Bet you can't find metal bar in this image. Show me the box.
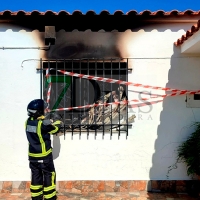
[41,58,131,139]
[25,57,173,68]
[126,58,129,140]
[47,61,50,104]
[95,59,97,140]
[0,44,51,50]
[63,124,132,128]
[71,59,74,140]
[55,60,58,137]
[64,59,66,139]
[40,58,42,99]
[79,59,82,140]
[110,58,113,140]
[87,59,89,140]
[56,59,58,110]
[118,59,121,140]
[102,59,105,140]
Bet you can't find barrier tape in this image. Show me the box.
[151,90,200,98]
[49,99,145,112]
[49,89,198,112]
[46,83,52,104]
[129,99,164,108]
[45,69,200,101]
[56,69,200,94]
[45,69,200,112]
[46,68,51,105]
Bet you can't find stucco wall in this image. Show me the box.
[0,22,200,181]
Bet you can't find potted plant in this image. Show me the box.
[167,122,200,196]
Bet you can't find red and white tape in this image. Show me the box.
[46,68,51,105]
[45,69,200,111]
[49,92,200,112]
[151,90,200,98]
[49,99,144,112]
[129,99,164,108]
[46,68,200,98]
[56,69,200,94]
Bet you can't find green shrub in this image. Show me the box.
[167,122,200,178]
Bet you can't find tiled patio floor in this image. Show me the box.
[0,192,199,200]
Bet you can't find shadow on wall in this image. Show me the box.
[149,44,200,190]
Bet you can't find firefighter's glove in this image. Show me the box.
[52,120,63,129]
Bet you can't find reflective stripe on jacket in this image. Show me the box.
[25,116,59,160]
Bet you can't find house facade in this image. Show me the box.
[1,10,200,193]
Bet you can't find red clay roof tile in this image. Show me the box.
[0,9,200,16]
[175,20,200,46]
[1,9,200,33]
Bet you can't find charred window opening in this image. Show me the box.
[42,59,130,139]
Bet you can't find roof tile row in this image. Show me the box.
[0,9,200,16]
[1,9,200,46]
[175,20,200,46]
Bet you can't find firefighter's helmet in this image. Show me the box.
[27,99,48,117]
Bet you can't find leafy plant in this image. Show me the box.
[167,122,200,178]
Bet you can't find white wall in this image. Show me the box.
[0,22,200,181]
[0,25,44,180]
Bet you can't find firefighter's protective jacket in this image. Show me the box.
[25,116,61,160]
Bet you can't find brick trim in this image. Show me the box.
[0,180,197,193]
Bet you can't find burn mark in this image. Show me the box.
[47,42,121,59]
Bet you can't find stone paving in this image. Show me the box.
[1,180,200,199]
[0,192,199,200]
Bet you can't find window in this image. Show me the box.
[42,59,129,139]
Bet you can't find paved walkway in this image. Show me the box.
[0,192,199,200]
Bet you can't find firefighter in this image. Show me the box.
[25,99,63,200]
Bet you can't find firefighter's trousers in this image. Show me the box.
[29,158,56,200]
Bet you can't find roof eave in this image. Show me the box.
[180,29,200,54]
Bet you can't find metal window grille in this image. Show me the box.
[41,58,131,139]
